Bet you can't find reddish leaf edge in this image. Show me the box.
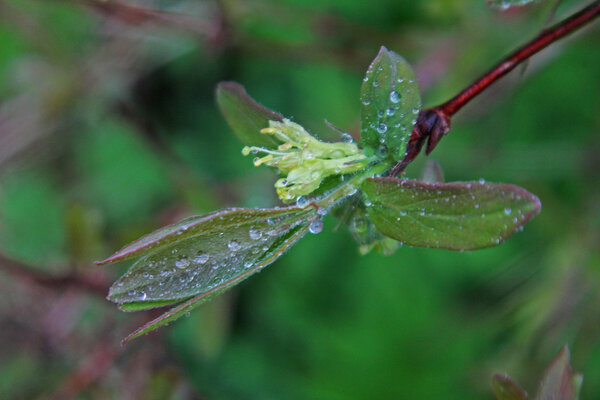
[95,207,302,265]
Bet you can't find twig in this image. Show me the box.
[0,253,110,298]
[390,0,600,176]
[45,340,117,400]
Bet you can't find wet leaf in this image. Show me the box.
[98,206,317,343]
[361,178,541,250]
[535,346,583,400]
[492,373,530,400]
[216,81,284,149]
[360,46,421,161]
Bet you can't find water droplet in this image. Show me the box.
[309,219,323,234]
[249,228,262,240]
[386,108,395,116]
[372,80,379,87]
[399,210,407,216]
[504,207,512,215]
[194,252,209,264]
[412,108,419,115]
[296,196,308,207]
[352,217,367,234]
[389,91,401,103]
[341,133,353,143]
[244,261,254,269]
[376,144,388,158]
[363,76,369,82]
[362,98,371,106]
[376,123,388,134]
[228,240,241,252]
[479,178,486,184]
[397,78,405,83]
[175,255,190,269]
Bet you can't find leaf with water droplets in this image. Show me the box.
[98,206,317,344]
[360,46,421,161]
[535,346,582,400]
[492,374,530,400]
[216,81,283,149]
[361,178,541,250]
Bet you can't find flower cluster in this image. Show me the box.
[242,119,369,202]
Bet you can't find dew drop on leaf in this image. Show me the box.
[376,124,388,134]
[389,91,401,103]
[296,196,308,207]
[309,219,323,234]
[228,240,241,251]
[249,227,262,240]
[194,253,209,264]
[341,133,354,143]
[175,255,190,269]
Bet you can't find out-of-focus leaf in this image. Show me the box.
[331,192,399,255]
[535,346,583,400]
[99,206,317,343]
[360,46,421,161]
[487,0,538,9]
[361,178,541,250]
[216,81,283,149]
[492,373,530,400]
[419,160,445,183]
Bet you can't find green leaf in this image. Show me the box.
[487,0,538,9]
[361,178,541,250]
[360,46,421,161]
[216,81,283,149]
[492,373,530,400]
[535,346,582,400]
[99,206,317,343]
[118,299,186,312]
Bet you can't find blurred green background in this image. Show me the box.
[0,0,599,399]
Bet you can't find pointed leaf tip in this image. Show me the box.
[106,206,317,343]
[216,81,283,149]
[361,178,541,250]
[536,345,582,400]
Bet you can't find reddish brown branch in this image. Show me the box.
[0,253,110,298]
[391,0,600,176]
[439,0,600,116]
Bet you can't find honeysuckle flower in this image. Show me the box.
[242,119,370,202]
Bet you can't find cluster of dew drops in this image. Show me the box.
[361,72,420,157]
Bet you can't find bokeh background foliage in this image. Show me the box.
[0,0,599,399]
